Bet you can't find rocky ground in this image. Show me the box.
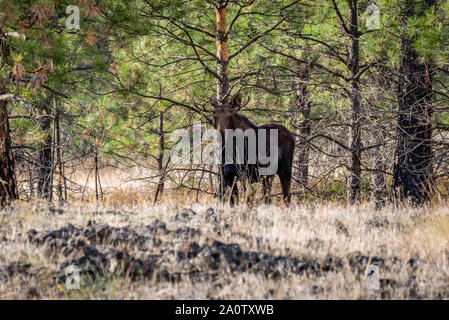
[0,202,449,299]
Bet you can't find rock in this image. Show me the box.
[104,210,122,215]
[204,208,219,223]
[306,237,324,251]
[173,227,201,238]
[322,257,343,272]
[380,278,396,288]
[407,258,425,269]
[335,219,350,237]
[49,208,64,215]
[62,223,76,232]
[189,272,216,282]
[145,219,168,234]
[175,208,196,221]
[366,217,390,228]
[0,263,32,281]
[311,285,324,295]
[25,287,40,299]
[347,252,385,272]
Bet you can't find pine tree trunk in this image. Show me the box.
[370,64,392,209]
[0,82,18,206]
[55,103,64,204]
[215,0,229,102]
[393,0,435,203]
[292,64,311,189]
[347,0,362,204]
[215,0,229,198]
[37,106,53,199]
[94,135,99,206]
[154,112,165,203]
[372,125,386,209]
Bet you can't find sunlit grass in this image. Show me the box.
[1,194,449,299]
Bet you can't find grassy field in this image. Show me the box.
[1,193,449,299]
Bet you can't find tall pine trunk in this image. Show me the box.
[347,0,362,204]
[292,64,311,189]
[214,0,230,198]
[393,0,435,204]
[154,112,165,203]
[215,0,229,102]
[372,124,386,209]
[0,82,17,206]
[55,102,64,204]
[37,106,53,199]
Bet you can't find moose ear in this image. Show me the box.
[230,92,242,108]
[210,94,218,107]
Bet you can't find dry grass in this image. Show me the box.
[1,192,449,299]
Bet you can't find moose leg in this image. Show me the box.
[224,176,238,206]
[241,176,248,202]
[223,165,238,206]
[262,176,274,204]
[218,165,227,200]
[279,166,292,204]
[230,179,238,206]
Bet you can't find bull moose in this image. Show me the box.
[209,92,295,205]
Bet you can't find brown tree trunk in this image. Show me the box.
[347,0,361,204]
[55,103,64,204]
[93,134,103,206]
[393,0,435,204]
[214,0,230,198]
[36,105,53,199]
[368,63,391,209]
[215,0,229,102]
[154,112,165,203]
[292,64,311,189]
[0,83,18,206]
[372,125,386,209]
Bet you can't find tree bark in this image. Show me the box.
[372,125,386,209]
[55,102,64,204]
[292,63,311,189]
[347,0,362,204]
[393,0,435,204]
[214,0,230,198]
[0,83,18,206]
[215,0,229,102]
[154,112,165,203]
[36,106,53,199]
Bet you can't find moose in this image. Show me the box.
[209,92,295,205]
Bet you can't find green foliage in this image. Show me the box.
[2,0,449,202]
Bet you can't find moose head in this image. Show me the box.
[209,92,242,133]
